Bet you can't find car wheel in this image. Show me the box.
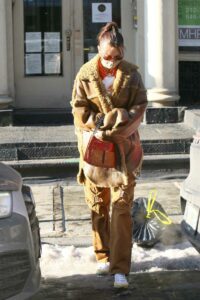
[22,185,41,261]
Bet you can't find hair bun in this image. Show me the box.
[97,21,124,48]
[105,22,118,33]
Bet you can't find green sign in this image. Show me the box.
[178,0,200,25]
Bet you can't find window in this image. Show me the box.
[24,0,62,76]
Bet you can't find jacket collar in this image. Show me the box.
[77,54,138,113]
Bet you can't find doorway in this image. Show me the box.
[13,0,74,110]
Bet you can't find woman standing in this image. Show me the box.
[71,22,147,288]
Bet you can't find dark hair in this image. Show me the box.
[97,22,124,48]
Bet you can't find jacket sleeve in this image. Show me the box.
[71,78,102,131]
[103,72,147,140]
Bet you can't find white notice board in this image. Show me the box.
[44,32,60,53]
[92,3,112,23]
[25,54,42,74]
[25,32,42,53]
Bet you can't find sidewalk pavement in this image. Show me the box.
[29,178,200,300]
[31,270,200,300]
[29,178,184,245]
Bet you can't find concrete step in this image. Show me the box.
[144,106,186,124]
[184,108,200,131]
[13,108,73,126]
[140,123,194,155]
[0,123,195,162]
[0,123,195,178]
[0,109,13,126]
[3,154,190,179]
[0,122,194,177]
[12,106,186,126]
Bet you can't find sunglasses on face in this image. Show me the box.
[102,55,123,61]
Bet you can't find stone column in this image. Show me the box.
[144,0,180,107]
[0,0,13,109]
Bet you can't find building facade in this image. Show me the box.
[0,0,199,123]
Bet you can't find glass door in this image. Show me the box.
[13,0,73,109]
[83,0,121,63]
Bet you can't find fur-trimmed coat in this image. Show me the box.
[71,54,147,187]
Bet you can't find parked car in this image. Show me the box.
[0,162,41,300]
[180,132,200,253]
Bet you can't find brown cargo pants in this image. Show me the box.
[84,177,135,275]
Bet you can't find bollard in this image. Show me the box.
[53,185,66,232]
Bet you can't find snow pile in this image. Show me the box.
[40,245,96,277]
[131,241,200,272]
[40,241,200,278]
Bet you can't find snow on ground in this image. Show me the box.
[40,241,200,278]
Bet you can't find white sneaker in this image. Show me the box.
[114,273,129,288]
[96,262,110,275]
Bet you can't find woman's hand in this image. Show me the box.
[94,130,104,141]
[100,108,129,131]
[95,129,125,144]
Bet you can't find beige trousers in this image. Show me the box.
[84,177,135,274]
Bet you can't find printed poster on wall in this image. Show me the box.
[92,3,112,23]
[178,0,200,46]
[25,32,42,53]
[25,54,42,74]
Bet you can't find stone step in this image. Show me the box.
[4,106,200,129]
[12,106,186,126]
[0,123,195,161]
[144,106,186,124]
[13,108,73,126]
[0,139,192,161]
[184,108,200,131]
[3,154,190,179]
[0,109,13,126]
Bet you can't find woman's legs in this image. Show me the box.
[84,177,135,272]
[84,179,111,262]
[91,209,110,262]
[110,182,135,274]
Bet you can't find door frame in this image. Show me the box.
[12,0,79,109]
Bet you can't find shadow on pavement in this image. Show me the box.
[30,270,200,300]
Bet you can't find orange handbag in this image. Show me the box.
[83,115,117,168]
[84,135,116,168]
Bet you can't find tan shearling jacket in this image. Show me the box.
[71,54,147,187]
